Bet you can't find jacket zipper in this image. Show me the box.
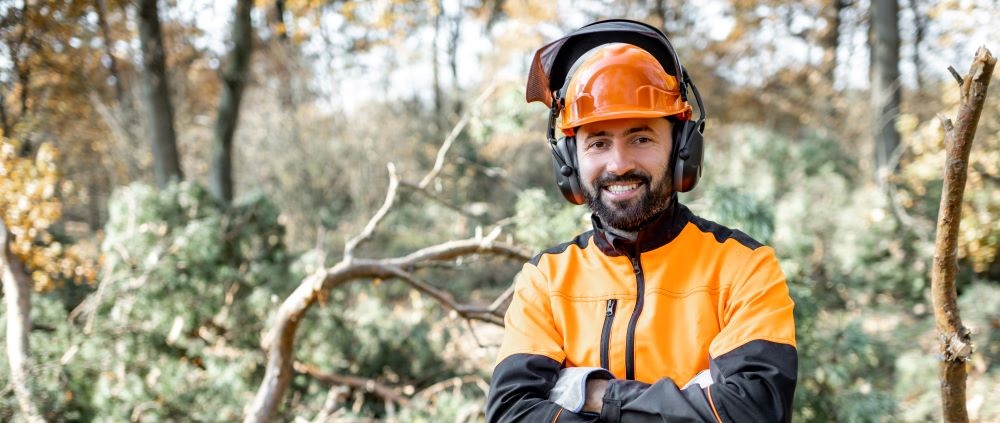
[625,254,645,380]
[600,298,617,370]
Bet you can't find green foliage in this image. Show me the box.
[512,188,590,251]
[0,181,495,420]
[0,182,291,420]
[698,184,775,245]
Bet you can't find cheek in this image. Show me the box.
[640,155,671,179]
[576,156,600,184]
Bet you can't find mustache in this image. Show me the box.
[595,171,651,188]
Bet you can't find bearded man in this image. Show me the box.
[486,20,797,423]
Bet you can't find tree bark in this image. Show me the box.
[210,0,253,206]
[1,222,47,422]
[931,47,995,423]
[819,0,844,86]
[137,0,183,188]
[271,0,288,41]
[0,89,10,136]
[95,0,126,106]
[870,0,902,177]
[432,0,445,135]
[908,0,926,90]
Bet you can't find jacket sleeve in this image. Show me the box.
[599,247,798,423]
[486,264,599,423]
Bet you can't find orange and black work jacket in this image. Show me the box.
[486,201,797,422]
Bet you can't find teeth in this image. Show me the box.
[606,183,639,194]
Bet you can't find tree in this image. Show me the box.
[870,0,902,178]
[209,0,254,205]
[1,222,45,422]
[2,139,95,421]
[137,0,183,188]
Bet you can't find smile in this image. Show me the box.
[602,181,643,199]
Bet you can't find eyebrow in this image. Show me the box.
[584,126,655,140]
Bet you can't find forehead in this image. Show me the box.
[577,117,671,137]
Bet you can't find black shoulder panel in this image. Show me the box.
[686,213,764,251]
[529,231,595,266]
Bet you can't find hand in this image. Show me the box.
[582,378,609,414]
[548,367,613,413]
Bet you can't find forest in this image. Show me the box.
[0,0,997,422]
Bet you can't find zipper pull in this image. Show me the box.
[606,299,617,316]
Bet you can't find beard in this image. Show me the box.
[583,167,673,232]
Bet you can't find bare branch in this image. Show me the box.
[245,236,527,422]
[344,163,399,259]
[931,46,995,423]
[412,375,486,403]
[418,83,499,190]
[294,361,411,406]
[380,238,531,268]
[487,283,516,317]
[399,180,483,219]
[383,267,505,326]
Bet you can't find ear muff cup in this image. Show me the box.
[672,120,705,192]
[551,136,586,205]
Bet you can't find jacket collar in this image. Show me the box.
[591,194,689,257]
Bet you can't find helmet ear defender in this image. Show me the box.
[542,20,708,205]
[548,99,586,204]
[670,79,706,193]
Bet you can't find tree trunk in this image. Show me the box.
[931,47,995,423]
[0,89,10,135]
[908,0,925,90]
[209,0,253,206]
[432,0,445,135]
[137,0,183,188]
[95,0,126,106]
[272,0,288,41]
[447,11,463,117]
[819,0,844,86]
[1,222,46,422]
[870,0,901,177]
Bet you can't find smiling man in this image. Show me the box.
[486,21,797,423]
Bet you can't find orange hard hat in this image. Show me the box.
[559,43,691,135]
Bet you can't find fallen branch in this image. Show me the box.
[930,46,995,423]
[244,84,526,422]
[244,237,529,422]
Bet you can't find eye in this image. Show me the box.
[587,140,608,150]
[633,136,653,144]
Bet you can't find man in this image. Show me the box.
[486,20,797,423]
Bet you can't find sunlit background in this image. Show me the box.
[0,0,998,421]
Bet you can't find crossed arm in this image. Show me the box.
[486,340,797,423]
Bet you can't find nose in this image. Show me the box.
[604,141,635,175]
